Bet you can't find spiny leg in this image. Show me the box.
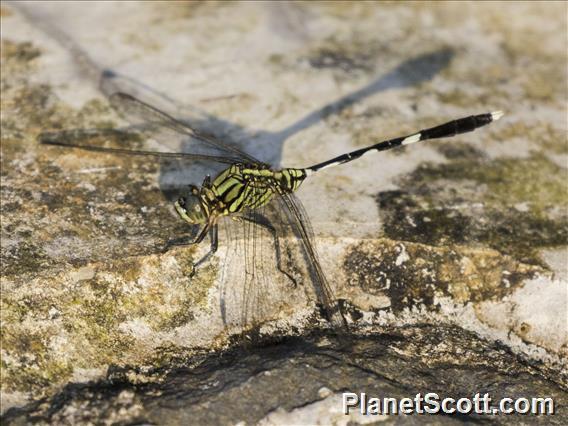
[161,221,209,253]
[161,224,218,277]
[234,213,298,287]
[190,224,218,277]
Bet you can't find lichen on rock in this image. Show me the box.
[1,1,566,422]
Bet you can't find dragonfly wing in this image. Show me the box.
[272,191,348,331]
[38,128,243,165]
[217,197,294,338]
[109,93,260,163]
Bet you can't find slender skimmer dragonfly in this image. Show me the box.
[40,92,503,331]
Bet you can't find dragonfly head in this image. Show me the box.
[175,194,207,224]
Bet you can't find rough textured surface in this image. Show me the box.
[1,1,566,423]
[3,326,567,425]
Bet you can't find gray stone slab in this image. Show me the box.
[1,1,566,421]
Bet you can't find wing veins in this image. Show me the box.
[39,132,242,165]
[277,191,347,329]
[110,92,259,163]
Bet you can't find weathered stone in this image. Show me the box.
[1,1,566,422]
[2,326,566,425]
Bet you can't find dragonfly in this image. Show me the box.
[40,92,503,332]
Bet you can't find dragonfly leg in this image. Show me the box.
[234,214,298,288]
[189,224,218,278]
[161,236,193,253]
[161,224,217,277]
[161,222,208,253]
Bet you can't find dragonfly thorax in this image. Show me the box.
[211,164,308,214]
[175,164,308,224]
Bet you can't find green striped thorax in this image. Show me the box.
[175,164,308,224]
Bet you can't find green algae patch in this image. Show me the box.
[0,247,216,397]
[376,146,567,266]
[344,239,541,313]
[1,342,74,399]
[0,304,75,398]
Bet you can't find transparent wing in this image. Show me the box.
[109,93,260,164]
[272,191,348,331]
[226,186,347,334]
[38,128,245,165]
[217,198,299,338]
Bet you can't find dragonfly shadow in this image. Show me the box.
[99,48,454,204]
[259,47,455,159]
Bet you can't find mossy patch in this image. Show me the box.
[376,145,567,266]
[1,247,215,396]
[0,240,52,277]
[344,239,540,313]
[1,323,74,398]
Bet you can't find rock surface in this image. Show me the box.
[1,1,566,423]
[3,326,567,425]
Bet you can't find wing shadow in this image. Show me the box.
[99,48,454,202]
